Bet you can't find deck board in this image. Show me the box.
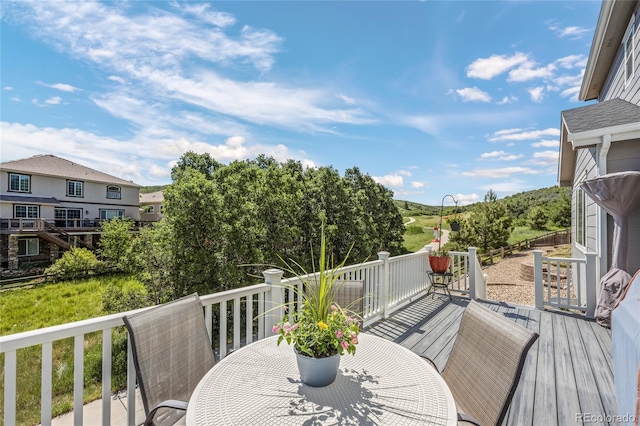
[366,294,617,426]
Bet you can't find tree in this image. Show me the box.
[448,189,513,253]
[550,193,571,228]
[98,217,134,269]
[528,206,549,230]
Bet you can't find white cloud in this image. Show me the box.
[528,150,559,166]
[173,3,236,27]
[3,86,13,91]
[528,87,544,103]
[456,87,491,102]
[531,139,559,148]
[554,25,591,39]
[498,95,518,104]
[479,181,530,195]
[454,193,479,205]
[508,64,556,82]
[372,174,404,188]
[337,94,356,105]
[45,96,62,105]
[479,151,523,161]
[108,76,125,84]
[466,52,529,80]
[37,81,80,92]
[488,127,559,142]
[411,181,425,188]
[398,170,412,177]
[555,55,587,69]
[0,121,315,185]
[461,167,540,178]
[560,86,580,100]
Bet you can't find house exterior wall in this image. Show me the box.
[606,139,640,274]
[600,3,640,103]
[0,172,140,220]
[572,148,599,260]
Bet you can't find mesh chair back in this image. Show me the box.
[123,294,215,425]
[306,279,364,317]
[442,301,538,426]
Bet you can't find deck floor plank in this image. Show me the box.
[366,295,617,426]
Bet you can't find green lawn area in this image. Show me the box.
[0,275,144,425]
[507,225,564,244]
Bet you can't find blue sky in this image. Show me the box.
[1,1,601,205]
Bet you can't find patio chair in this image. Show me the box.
[433,300,539,426]
[123,293,215,426]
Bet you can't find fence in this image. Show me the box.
[0,246,485,425]
[533,250,597,317]
[478,229,570,265]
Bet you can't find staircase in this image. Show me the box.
[40,222,95,250]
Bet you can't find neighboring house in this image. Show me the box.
[0,154,141,269]
[139,190,165,222]
[558,0,640,278]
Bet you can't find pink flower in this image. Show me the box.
[351,336,359,345]
[341,340,349,350]
[331,304,338,311]
[289,323,299,332]
[335,330,344,338]
[272,325,280,333]
[350,331,357,338]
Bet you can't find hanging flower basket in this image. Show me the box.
[450,220,461,232]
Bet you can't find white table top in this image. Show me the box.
[187,333,457,425]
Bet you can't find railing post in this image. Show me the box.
[534,250,544,310]
[378,251,390,318]
[585,252,598,318]
[468,247,477,300]
[263,269,284,337]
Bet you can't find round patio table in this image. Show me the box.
[186,333,457,425]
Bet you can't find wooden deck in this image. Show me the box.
[366,294,618,426]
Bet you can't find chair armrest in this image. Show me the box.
[457,411,481,425]
[143,399,188,426]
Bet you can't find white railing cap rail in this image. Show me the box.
[199,282,270,303]
[271,258,385,284]
[386,251,430,262]
[543,256,586,263]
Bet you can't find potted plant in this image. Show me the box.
[272,220,360,387]
[428,249,451,273]
[446,214,461,232]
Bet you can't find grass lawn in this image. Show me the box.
[508,225,564,244]
[0,275,144,425]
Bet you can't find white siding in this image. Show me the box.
[601,3,640,104]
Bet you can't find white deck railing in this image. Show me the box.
[533,250,598,317]
[1,247,482,425]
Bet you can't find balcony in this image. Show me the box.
[0,248,620,425]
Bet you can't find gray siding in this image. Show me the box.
[607,139,640,274]
[572,148,599,261]
[601,4,640,104]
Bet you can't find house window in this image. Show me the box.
[106,185,121,199]
[15,205,39,218]
[55,208,82,226]
[67,180,83,197]
[9,173,30,192]
[576,187,586,247]
[147,205,155,214]
[18,238,39,256]
[159,205,164,214]
[624,15,635,84]
[100,209,125,220]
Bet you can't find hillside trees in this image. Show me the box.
[137,152,405,295]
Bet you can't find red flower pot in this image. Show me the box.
[429,255,451,273]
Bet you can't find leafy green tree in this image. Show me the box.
[528,206,549,230]
[550,193,571,228]
[171,151,222,181]
[98,217,134,269]
[448,189,513,252]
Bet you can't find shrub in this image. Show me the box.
[404,225,425,235]
[45,247,104,281]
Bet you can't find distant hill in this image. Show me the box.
[396,185,570,219]
[140,185,169,194]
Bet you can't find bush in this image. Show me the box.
[404,225,425,235]
[45,247,105,281]
[528,207,549,231]
[101,283,150,314]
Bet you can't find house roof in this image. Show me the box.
[0,195,60,205]
[139,190,164,203]
[558,98,640,187]
[580,0,638,101]
[0,154,141,187]
[562,98,640,134]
